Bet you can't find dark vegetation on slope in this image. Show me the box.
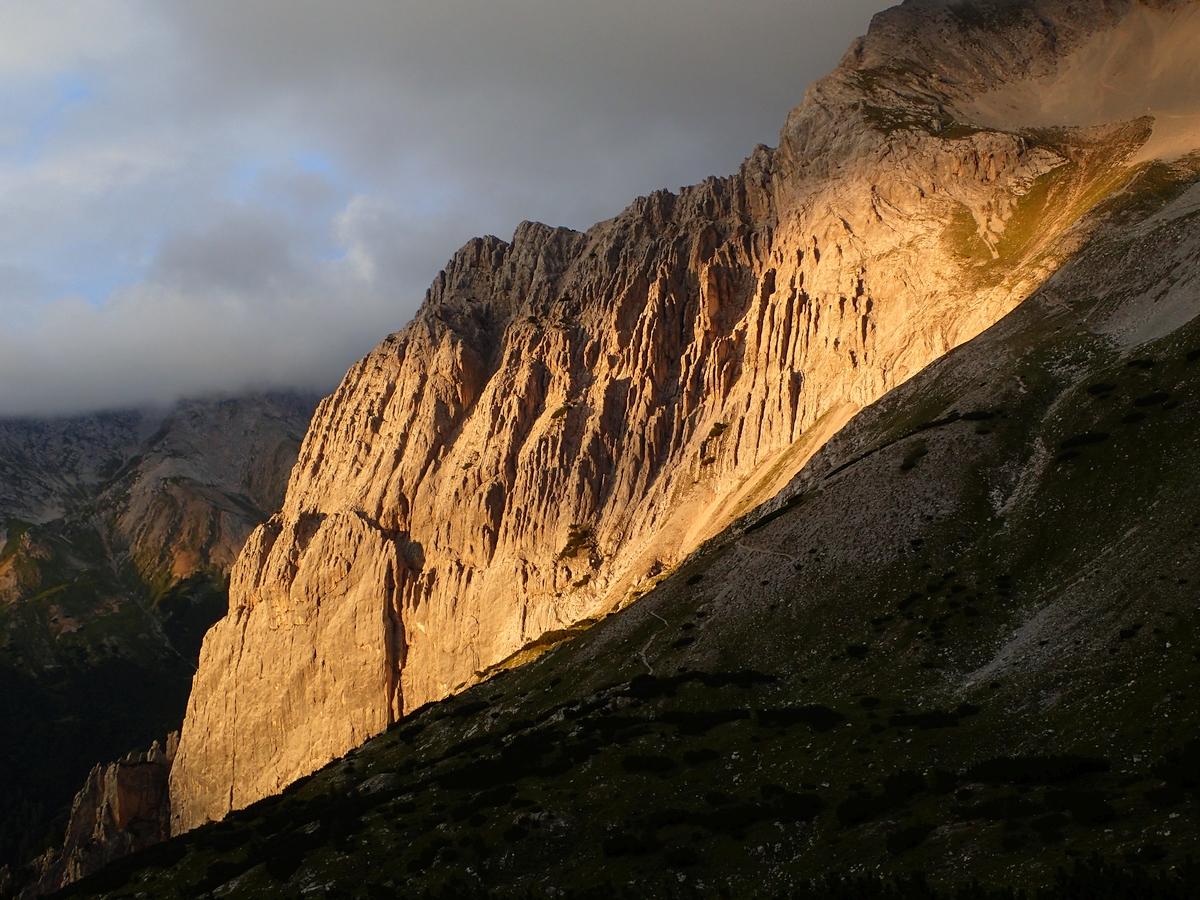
[39,155,1200,898]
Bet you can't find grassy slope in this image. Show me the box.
[49,169,1200,899]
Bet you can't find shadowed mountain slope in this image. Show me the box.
[0,394,317,880]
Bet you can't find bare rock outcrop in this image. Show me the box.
[18,737,176,899]
[0,393,318,596]
[170,0,1200,832]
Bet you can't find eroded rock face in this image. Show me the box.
[0,393,318,597]
[170,0,1198,833]
[19,738,176,899]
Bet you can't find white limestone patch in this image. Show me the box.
[1097,230,1200,348]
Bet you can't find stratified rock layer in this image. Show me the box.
[171,0,1200,833]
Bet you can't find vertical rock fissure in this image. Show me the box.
[383,558,406,724]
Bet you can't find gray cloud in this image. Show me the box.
[0,0,891,416]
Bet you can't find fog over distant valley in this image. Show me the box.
[0,0,889,416]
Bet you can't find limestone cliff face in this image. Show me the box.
[171,0,1197,833]
[19,738,175,899]
[0,413,153,527]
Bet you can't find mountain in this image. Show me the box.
[168,0,1200,838]
[0,394,317,880]
[46,101,1200,897]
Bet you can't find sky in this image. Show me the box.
[0,0,891,417]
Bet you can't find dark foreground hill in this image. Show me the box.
[44,145,1200,896]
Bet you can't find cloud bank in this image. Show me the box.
[0,0,889,416]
